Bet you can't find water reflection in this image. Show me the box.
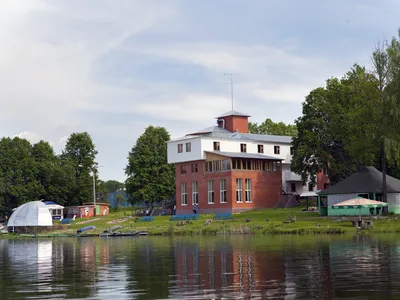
[1,235,400,299]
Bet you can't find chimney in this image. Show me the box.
[215,110,250,133]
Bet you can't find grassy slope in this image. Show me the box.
[4,206,400,237]
[51,207,350,235]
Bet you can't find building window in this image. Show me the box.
[208,180,214,204]
[274,146,280,154]
[181,183,187,205]
[180,165,187,174]
[236,178,243,203]
[245,179,252,203]
[191,163,198,173]
[240,144,247,153]
[291,183,296,192]
[205,159,231,172]
[257,144,264,153]
[213,141,220,151]
[185,142,191,152]
[308,183,314,192]
[220,179,227,203]
[192,181,198,205]
[178,144,183,153]
[290,147,294,155]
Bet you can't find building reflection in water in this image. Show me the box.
[173,239,288,299]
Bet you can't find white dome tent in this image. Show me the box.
[8,201,53,233]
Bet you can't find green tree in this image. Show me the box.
[371,31,400,202]
[125,126,175,205]
[61,132,98,206]
[248,118,297,136]
[291,65,380,185]
[0,137,41,215]
[114,193,127,209]
[103,180,124,193]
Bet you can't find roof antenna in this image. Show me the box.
[224,73,233,111]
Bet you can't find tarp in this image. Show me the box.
[332,198,388,209]
[8,201,53,227]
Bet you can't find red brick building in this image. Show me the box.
[167,110,330,214]
[168,111,284,214]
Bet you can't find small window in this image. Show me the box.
[290,147,294,155]
[220,179,227,203]
[274,146,280,154]
[192,181,198,205]
[180,165,187,174]
[185,142,191,152]
[240,144,247,153]
[308,183,314,192]
[257,144,264,153]
[181,183,187,205]
[291,183,296,192]
[191,164,198,173]
[236,178,243,203]
[245,179,252,203]
[208,180,214,204]
[213,141,220,151]
[177,144,183,153]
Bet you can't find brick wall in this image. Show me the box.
[175,160,282,214]
[222,116,249,133]
[317,170,330,190]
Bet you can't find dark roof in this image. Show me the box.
[205,151,282,160]
[216,110,250,118]
[318,166,400,195]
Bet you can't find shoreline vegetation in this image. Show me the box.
[3,207,400,238]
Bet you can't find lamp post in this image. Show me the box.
[78,164,102,217]
[92,168,96,216]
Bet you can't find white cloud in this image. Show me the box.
[0,0,398,181]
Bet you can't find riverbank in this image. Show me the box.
[3,207,400,237]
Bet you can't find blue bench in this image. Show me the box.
[169,214,199,221]
[213,213,232,220]
[137,216,154,222]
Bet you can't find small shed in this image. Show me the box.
[66,202,110,218]
[7,201,53,233]
[42,200,64,220]
[317,166,400,216]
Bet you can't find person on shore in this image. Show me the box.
[193,204,198,215]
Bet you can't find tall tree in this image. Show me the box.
[125,126,175,205]
[248,118,297,136]
[61,132,98,206]
[371,31,400,203]
[291,65,380,185]
[0,137,41,215]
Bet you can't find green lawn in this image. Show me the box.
[5,206,400,237]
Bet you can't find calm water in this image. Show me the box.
[1,235,400,299]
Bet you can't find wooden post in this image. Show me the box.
[318,195,321,214]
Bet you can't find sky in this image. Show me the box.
[0,0,399,182]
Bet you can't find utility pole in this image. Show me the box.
[224,73,234,110]
[92,169,96,216]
